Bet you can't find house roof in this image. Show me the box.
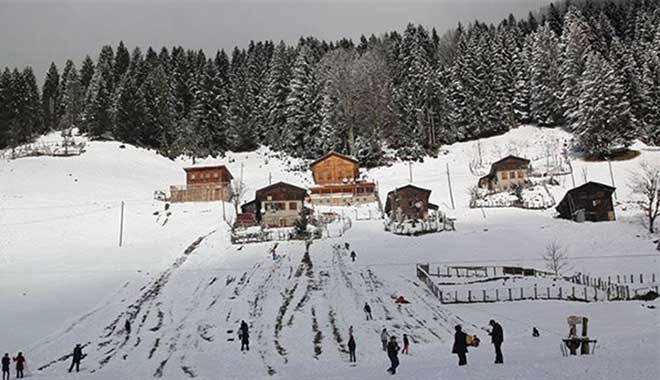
[310,151,359,168]
[386,184,432,197]
[491,155,531,167]
[183,165,234,179]
[255,181,308,196]
[564,181,616,196]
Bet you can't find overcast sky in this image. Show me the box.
[1,0,552,80]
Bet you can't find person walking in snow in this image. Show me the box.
[532,327,540,337]
[348,332,357,363]
[380,328,389,351]
[125,319,131,334]
[69,344,84,373]
[2,354,10,380]
[452,325,468,366]
[488,320,504,364]
[239,320,250,351]
[386,336,400,374]
[402,334,410,355]
[13,352,25,379]
[364,303,373,321]
[350,251,356,262]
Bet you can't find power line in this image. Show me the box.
[0,206,118,226]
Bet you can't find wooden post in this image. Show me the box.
[640,274,643,284]
[455,290,458,302]
[607,159,617,201]
[559,287,563,299]
[594,288,598,301]
[583,287,588,301]
[546,287,550,299]
[520,288,524,300]
[607,287,611,301]
[534,285,538,299]
[652,273,656,283]
[508,288,512,301]
[617,275,620,283]
[572,287,575,299]
[446,163,455,210]
[468,290,472,303]
[623,275,626,284]
[631,274,634,284]
[495,289,500,302]
[483,289,487,302]
[440,291,444,303]
[607,276,611,285]
[118,201,125,247]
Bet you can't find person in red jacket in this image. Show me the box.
[13,353,25,379]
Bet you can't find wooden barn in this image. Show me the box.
[309,151,377,205]
[385,185,438,222]
[556,182,616,222]
[169,165,233,202]
[478,155,530,192]
[245,182,308,228]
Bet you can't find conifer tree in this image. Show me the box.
[530,24,562,127]
[42,62,61,132]
[114,41,130,85]
[59,65,83,131]
[79,55,95,95]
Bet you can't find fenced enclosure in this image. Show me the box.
[415,264,656,304]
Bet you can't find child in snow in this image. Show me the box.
[402,334,410,354]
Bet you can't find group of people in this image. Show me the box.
[2,353,25,379]
[452,320,504,367]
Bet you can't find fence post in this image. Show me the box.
[439,291,444,304]
[559,287,563,299]
[454,290,458,302]
[640,273,643,284]
[630,274,634,284]
[483,290,487,302]
[508,288,512,301]
[607,276,611,285]
[495,289,500,302]
[594,287,598,302]
[534,285,538,300]
[572,287,575,299]
[654,286,659,294]
[607,287,611,301]
[617,275,620,283]
[520,288,524,300]
[547,287,551,299]
[653,273,656,283]
[583,287,588,301]
[468,290,472,303]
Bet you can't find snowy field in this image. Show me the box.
[1,126,659,379]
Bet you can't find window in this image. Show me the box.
[191,174,196,180]
[510,171,516,179]
[501,172,508,180]
[213,172,219,178]
[518,170,525,178]
[289,202,298,210]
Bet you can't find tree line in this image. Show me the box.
[1,0,659,166]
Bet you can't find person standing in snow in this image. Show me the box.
[69,344,84,373]
[350,251,357,262]
[239,320,250,351]
[488,320,504,364]
[402,334,410,355]
[347,332,357,363]
[532,327,540,337]
[13,352,25,379]
[125,319,131,334]
[1,354,10,380]
[364,303,373,321]
[386,336,400,374]
[452,325,468,366]
[380,328,389,351]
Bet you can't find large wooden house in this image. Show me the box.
[556,182,616,222]
[385,185,438,222]
[169,165,233,202]
[478,155,530,192]
[309,151,377,205]
[243,182,308,228]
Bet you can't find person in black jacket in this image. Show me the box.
[386,336,400,374]
[488,320,504,363]
[347,333,357,363]
[1,354,10,380]
[69,344,84,373]
[363,303,373,320]
[452,325,468,366]
[239,320,250,351]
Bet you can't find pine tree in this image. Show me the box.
[284,45,317,157]
[261,41,291,149]
[530,24,562,127]
[559,6,591,128]
[192,60,227,156]
[21,67,43,140]
[42,62,61,132]
[114,41,131,85]
[0,68,11,148]
[575,52,634,154]
[513,35,533,124]
[113,73,144,144]
[79,55,95,95]
[59,65,83,131]
[141,65,177,153]
[82,62,113,138]
[641,50,660,145]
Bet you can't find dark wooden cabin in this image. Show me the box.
[385,185,438,222]
[556,182,616,222]
[248,182,308,227]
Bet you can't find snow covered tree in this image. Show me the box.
[113,74,145,144]
[574,52,634,154]
[530,24,562,127]
[42,62,61,132]
[82,62,113,139]
[114,41,130,85]
[559,7,591,128]
[141,65,177,153]
[261,41,292,149]
[192,59,228,156]
[79,55,95,95]
[59,65,83,131]
[284,45,318,157]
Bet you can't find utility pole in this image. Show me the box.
[269,172,272,185]
[119,201,125,247]
[446,163,455,210]
[607,159,617,200]
[409,162,413,183]
[567,160,576,188]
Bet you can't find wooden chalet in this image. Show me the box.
[478,155,530,192]
[385,185,438,222]
[169,165,233,202]
[556,182,616,222]
[244,182,308,228]
[309,151,377,205]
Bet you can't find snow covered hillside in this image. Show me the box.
[1,126,659,379]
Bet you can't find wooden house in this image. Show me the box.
[169,165,233,202]
[478,155,530,192]
[309,151,377,205]
[246,182,308,228]
[556,182,616,222]
[385,185,438,222]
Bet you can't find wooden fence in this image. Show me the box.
[415,264,652,304]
